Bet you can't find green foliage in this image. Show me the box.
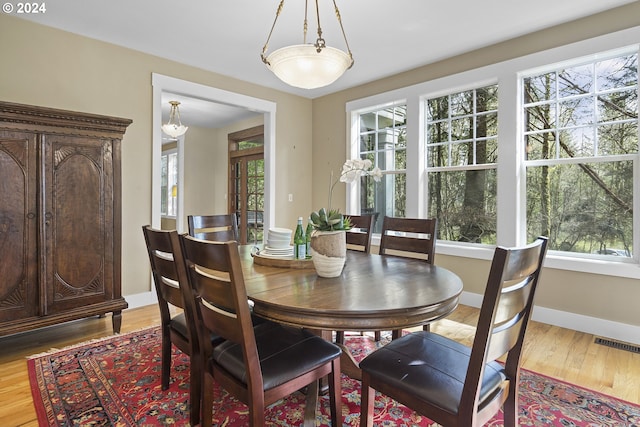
[309,208,352,231]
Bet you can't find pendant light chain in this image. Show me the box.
[313,0,325,52]
[303,0,309,45]
[261,0,285,65]
[333,0,353,67]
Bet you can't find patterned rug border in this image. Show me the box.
[26,326,157,360]
[516,362,640,409]
[27,325,640,427]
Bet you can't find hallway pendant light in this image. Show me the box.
[162,101,188,138]
[261,0,353,90]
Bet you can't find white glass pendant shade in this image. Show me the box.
[161,122,188,138]
[266,44,352,89]
[162,101,188,138]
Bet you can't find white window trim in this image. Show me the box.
[346,26,640,280]
[161,147,178,219]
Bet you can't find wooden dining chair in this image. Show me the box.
[178,235,343,427]
[141,225,221,426]
[336,214,376,344]
[345,214,376,253]
[378,216,437,263]
[360,236,548,427]
[378,216,438,338]
[187,213,238,241]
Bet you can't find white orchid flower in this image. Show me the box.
[327,159,384,211]
[370,167,383,182]
[340,168,361,183]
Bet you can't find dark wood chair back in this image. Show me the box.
[141,225,202,425]
[360,237,548,427]
[378,216,438,264]
[187,214,238,242]
[377,216,438,338]
[178,235,343,426]
[346,214,376,253]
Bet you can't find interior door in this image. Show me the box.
[228,126,264,245]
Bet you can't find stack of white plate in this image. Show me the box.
[263,228,293,257]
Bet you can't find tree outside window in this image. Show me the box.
[425,84,498,244]
[523,52,637,256]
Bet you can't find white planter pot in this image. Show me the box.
[310,230,346,278]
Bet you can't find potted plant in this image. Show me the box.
[309,159,382,277]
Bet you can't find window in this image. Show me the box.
[522,52,637,257]
[425,84,498,244]
[347,27,640,277]
[357,105,407,232]
[161,149,178,217]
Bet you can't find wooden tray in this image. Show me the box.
[252,252,315,269]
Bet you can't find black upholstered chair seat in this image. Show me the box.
[170,312,224,346]
[360,331,506,414]
[168,312,189,338]
[212,322,342,390]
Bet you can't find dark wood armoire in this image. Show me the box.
[0,101,131,337]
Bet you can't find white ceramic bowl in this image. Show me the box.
[269,227,292,236]
[268,241,290,247]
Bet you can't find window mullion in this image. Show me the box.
[498,72,523,247]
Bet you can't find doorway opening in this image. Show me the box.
[152,73,276,235]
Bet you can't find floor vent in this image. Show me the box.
[594,337,640,354]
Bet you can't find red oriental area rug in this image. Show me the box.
[28,326,640,426]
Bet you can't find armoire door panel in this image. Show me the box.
[43,135,114,314]
[0,133,38,322]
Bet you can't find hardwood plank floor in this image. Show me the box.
[0,304,638,426]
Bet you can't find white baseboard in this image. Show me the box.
[123,291,158,310]
[459,291,640,346]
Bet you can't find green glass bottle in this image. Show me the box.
[294,217,306,260]
[305,220,313,259]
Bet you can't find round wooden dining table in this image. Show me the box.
[238,245,464,379]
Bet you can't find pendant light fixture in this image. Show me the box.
[162,101,188,138]
[261,0,353,90]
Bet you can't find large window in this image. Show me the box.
[358,105,407,232]
[347,27,640,277]
[523,52,637,257]
[425,84,498,244]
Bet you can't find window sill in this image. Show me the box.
[437,241,640,280]
[372,236,640,280]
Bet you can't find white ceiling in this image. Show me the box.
[16,0,635,127]
[160,92,260,130]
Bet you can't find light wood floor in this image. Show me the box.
[1,304,638,426]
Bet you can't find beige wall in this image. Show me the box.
[182,116,266,226]
[183,126,219,220]
[312,2,640,328]
[0,14,313,296]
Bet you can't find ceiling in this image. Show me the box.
[16,0,636,128]
[160,92,260,131]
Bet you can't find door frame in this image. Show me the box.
[229,125,265,244]
[151,73,276,235]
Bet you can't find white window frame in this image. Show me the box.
[349,102,408,223]
[346,26,640,279]
[161,148,178,219]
